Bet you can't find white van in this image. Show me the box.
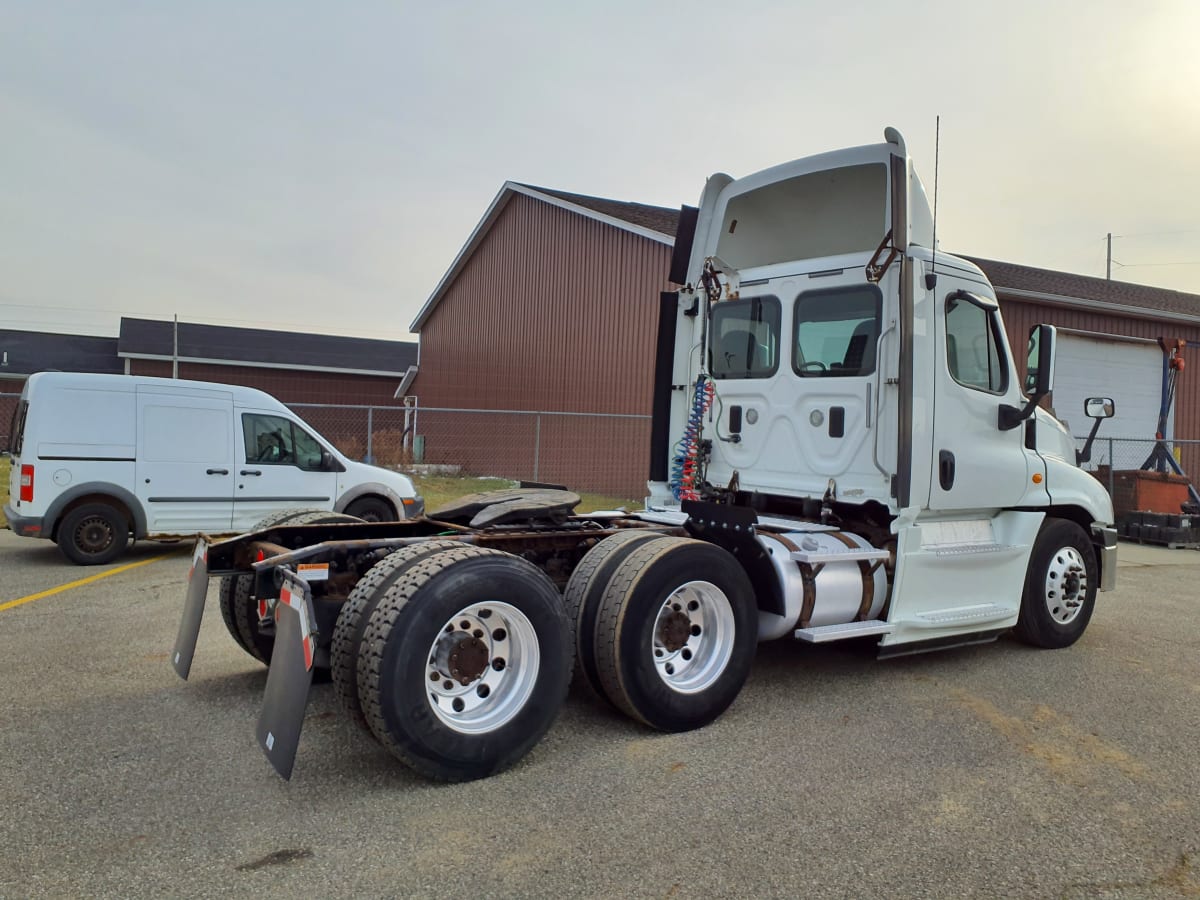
[4,372,424,564]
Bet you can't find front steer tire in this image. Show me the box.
[593,537,757,732]
[1013,518,1098,649]
[357,547,572,782]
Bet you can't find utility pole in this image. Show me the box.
[173,314,179,378]
[1106,232,1112,280]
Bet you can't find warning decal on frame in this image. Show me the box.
[296,563,330,582]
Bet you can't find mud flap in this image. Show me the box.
[255,571,317,780]
[171,538,210,680]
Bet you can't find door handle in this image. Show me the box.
[938,451,955,491]
[240,469,262,476]
[206,468,229,476]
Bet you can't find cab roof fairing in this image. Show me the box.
[681,129,935,288]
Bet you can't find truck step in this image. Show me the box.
[794,619,893,643]
[790,547,890,564]
[928,542,1017,558]
[909,603,1014,628]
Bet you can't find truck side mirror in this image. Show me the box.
[1077,397,1116,464]
[1001,324,1056,430]
[1024,324,1056,397]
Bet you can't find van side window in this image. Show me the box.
[9,400,28,455]
[945,293,1007,393]
[242,414,326,471]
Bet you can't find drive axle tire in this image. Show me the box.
[57,502,130,566]
[331,540,463,730]
[593,537,757,732]
[1014,518,1098,649]
[562,530,669,703]
[218,509,362,664]
[357,547,571,782]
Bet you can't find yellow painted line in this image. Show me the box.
[0,553,175,612]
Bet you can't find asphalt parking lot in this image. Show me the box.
[0,528,1198,899]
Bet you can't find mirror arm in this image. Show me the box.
[998,393,1044,431]
[1076,416,1104,465]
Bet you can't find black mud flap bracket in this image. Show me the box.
[255,570,318,781]
[171,537,211,680]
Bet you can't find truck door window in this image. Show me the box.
[945,294,1007,393]
[709,296,781,379]
[792,286,881,377]
[242,413,327,471]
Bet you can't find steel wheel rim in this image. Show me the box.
[425,600,539,735]
[1044,545,1088,624]
[75,516,114,555]
[651,580,735,694]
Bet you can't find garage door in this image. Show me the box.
[1051,332,1169,466]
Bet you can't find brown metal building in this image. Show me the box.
[408,183,1200,500]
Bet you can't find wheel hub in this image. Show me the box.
[1044,546,1088,624]
[658,610,692,652]
[78,517,112,552]
[438,635,489,685]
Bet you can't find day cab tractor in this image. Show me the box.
[172,128,1118,783]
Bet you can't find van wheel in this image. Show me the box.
[593,537,757,732]
[331,540,463,732]
[1014,519,1098,649]
[357,547,571,781]
[219,509,363,664]
[344,496,395,522]
[58,502,129,566]
[562,530,670,703]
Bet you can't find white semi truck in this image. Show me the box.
[173,128,1117,782]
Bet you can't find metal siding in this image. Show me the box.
[413,194,672,494]
[416,194,671,413]
[126,360,404,405]
[999,296,1200,483]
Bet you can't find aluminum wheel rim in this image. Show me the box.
[425,600,539,735]
[651,580,735,694]
[1044,545,1088,625]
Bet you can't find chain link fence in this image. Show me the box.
[290,403,652,499]
[1,392,19,449]
[1074,436,1200,516]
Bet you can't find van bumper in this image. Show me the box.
[4,504,46,538]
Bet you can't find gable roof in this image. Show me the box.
[0,329,122,380]
[118,317,417,377]
[410,179,1200,334]
[410,182,679,332]
[966,256,1200,323]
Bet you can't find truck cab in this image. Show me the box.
[649,127,1116,652]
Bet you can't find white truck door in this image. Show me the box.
[928,288,1033,510]
[135,395,235,533]
[232,411,338,529]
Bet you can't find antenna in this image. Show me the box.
[925,116,940,291]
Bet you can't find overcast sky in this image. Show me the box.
[2,1,1198,341]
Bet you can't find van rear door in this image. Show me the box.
[135,388,235,534]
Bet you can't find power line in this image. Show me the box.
[1110,228,1200,239]
[1111,260,1200,268]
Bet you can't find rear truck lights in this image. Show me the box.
[19,465,34,502]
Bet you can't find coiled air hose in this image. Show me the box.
[669,375,715,501]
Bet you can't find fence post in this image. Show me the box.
[1108,438,1114,499]
[533,413,541,481]
[366,407,374,463]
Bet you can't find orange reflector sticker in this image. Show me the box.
[1032,473,1043,484]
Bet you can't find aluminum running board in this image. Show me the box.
[926,543,1017,558]
[794,619,893,643]
[908,603,1014,628]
